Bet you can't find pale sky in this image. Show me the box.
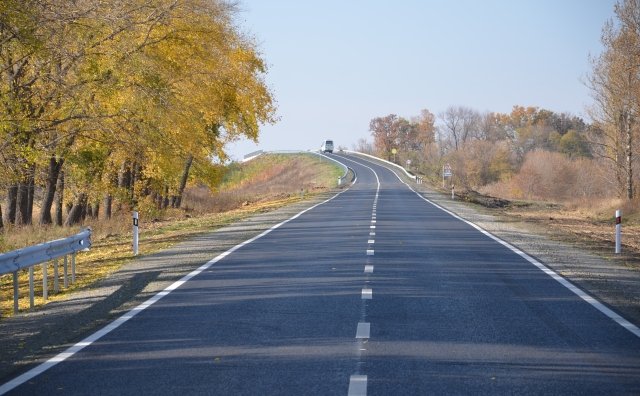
[228,0,616,160]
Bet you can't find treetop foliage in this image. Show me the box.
[0,0,276,226]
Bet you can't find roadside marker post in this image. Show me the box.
[133,211,139,256]
[616,209,622,254]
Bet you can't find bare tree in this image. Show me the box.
[587,0,640,199]
[439,106,481,150]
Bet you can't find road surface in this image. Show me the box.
[2,153,639,395]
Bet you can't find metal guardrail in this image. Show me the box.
[0,228,92,316]
[343,150,417,181]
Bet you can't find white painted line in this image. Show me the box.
[368,240,375,244]
[369,232,375,236]
[371,220,376,224]
[347,152,640,339]
[346,148,640,341]
[364,265,374,273]
[0,188,353,395]
[362,288,372,299]
[348,375,367,396]
[370,225,376,229]
[366,249,374,256]
[356,322,371,338]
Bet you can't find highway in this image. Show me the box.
[2,153,640,395]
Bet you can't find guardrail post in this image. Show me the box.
[13,271,19,314]
[71,252,76,283]
[615,209,622,254]
[133,211,139,256]
[42,262,48,300]
[63,255,68,288]
[53,258,59,293]
[29,267,34,308]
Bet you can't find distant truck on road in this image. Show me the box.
[321,140,334,153]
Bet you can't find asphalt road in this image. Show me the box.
[2,153,640,395]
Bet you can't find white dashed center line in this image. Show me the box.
[356,322,371,339]
[361,288,372,299]
[364,265,374,273]
[366,249,374,256]
[368,240,375,244]
[348,375,367,396]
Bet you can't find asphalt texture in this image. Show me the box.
[2,153,640,395]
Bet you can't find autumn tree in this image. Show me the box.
[0,0,276,227]
[369,114,399,161]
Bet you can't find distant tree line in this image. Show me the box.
[363,0,640,202]
[0,0,275,228]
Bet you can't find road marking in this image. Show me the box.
[348,375,367,396]
[366,249,374,256]
[356,322,370,338]
[362,288,372,299]
[370,225,376,229]
[371,220,376,223]
[368,240,375,244]
[364,265,374,273]
[369,232,375,236]
[348,152,640,340]
[0,187,354,395]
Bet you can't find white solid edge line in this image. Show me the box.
[0,186,354,395]
[412,186,640,339]
[347,152,640,339]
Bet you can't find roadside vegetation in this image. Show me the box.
[358,0,640,258]
[0,153,343,317]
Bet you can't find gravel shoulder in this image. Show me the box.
[411,177,640,329]
[0,192,337,383]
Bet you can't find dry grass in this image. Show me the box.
[183,153,342,213]
[492,196,640,269]
[0,154,343,317]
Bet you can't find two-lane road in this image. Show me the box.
[2,153,640,395]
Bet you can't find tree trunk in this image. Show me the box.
[175,155,193,208]
[6,186,17,224]
[64,193,87,226]
[625,115,634,200]
[55,171,65,226]
[90,202,99,219]
[15,182,29,225]
[162,185,169,209]
[26,166,35,222]
[104,194,112,220]
[39,156,64,225]
[0,204,3,230]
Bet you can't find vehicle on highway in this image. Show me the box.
[321,140,334,153]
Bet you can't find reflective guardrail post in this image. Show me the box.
[616,210,622,254]
[133,211,139,256]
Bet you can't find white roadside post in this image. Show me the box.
[133,211,139,256]
[615,209,622,254]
